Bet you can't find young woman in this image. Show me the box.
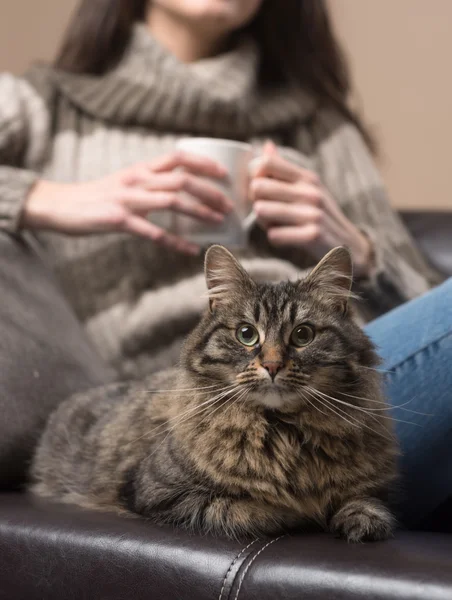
[0,0,450,527]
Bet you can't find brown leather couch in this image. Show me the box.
[1,493,452,600]
[0,212,451,600]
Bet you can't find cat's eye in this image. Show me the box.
[236,324,259,347]
[290,324,315,347]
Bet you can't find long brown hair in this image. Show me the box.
[55,0,375,151]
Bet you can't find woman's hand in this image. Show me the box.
[249,143,373,277]
[23,151,232,255]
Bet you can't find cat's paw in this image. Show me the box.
[330,498,394,543]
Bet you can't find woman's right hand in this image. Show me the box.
[22,151,232,255]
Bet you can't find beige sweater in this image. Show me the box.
[0,25,440,377]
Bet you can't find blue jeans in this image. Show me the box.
[365,278,452,528]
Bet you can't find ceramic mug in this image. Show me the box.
[172,137,257,247]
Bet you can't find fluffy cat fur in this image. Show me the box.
[31,245,398,542]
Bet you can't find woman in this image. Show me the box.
[0,0,450,527]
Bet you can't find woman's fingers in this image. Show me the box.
[177,173,233,213]
[136,172,233,213]
[251,154,320,185]
[250,177,322,205]
[254,200,322,228]
[121,188,225,223]
[123,215,200,255]
[148,150,227,179]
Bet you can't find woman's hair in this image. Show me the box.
[55,0,375,151]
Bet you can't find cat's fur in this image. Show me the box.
[31,246,398,542]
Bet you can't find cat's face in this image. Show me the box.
[182,246,378,412]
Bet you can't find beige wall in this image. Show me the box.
[0,0,77,73]
[1,0,451,209]
[330,0,452,210]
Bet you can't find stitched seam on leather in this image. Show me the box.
[218,540,258,600]
[233,536,285,600]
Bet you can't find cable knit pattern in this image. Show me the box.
[0,74,50,230]
[0,24,441,377]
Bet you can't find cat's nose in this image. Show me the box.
[262,361,283,381]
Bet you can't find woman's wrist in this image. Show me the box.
[21,180,70,231]
[353,231,375,279]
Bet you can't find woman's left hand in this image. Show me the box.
[249,142,373,278]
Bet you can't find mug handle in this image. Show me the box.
[242,210,257,232]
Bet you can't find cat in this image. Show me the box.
[31,245,398,542]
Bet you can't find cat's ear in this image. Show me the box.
[305,246,354,314]
[204,245,255,312]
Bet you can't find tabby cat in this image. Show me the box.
[31,245,398,542]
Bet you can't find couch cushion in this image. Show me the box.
[0,233,115,488]
[0,493,451,600]
[401,211,452,276]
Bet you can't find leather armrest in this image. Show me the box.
[1,493,451,600]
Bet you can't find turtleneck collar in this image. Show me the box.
[116,24,259,99]
[48,23,316,138]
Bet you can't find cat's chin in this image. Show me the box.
[248,386,299,410]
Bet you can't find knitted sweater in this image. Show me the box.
[0,25,440,377]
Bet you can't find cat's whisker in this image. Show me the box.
[222,387,251,417]
[236,377,259,386]
[309,387,422,427]
[334,390,432,416]
[302,388,362,432]
[342,393,431,418]
[145,383,228,394]
[125,384,240,446]
[297,389,343,425]
[140,386,244,464]
[319,393,396,442]
[143,386,249,465]
[138,388,252,493]
[194,386,251,433]
[143,385,241,438]
[285,375,309,383]
[303,387,395,442]
[359,365,395,374]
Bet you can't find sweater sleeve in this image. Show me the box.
[311,108,443,316]
[0,73,51,232]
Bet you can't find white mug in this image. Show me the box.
[173,137,257,247]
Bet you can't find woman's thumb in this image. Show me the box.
[248,140,278,178]
[263,140,278,155]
